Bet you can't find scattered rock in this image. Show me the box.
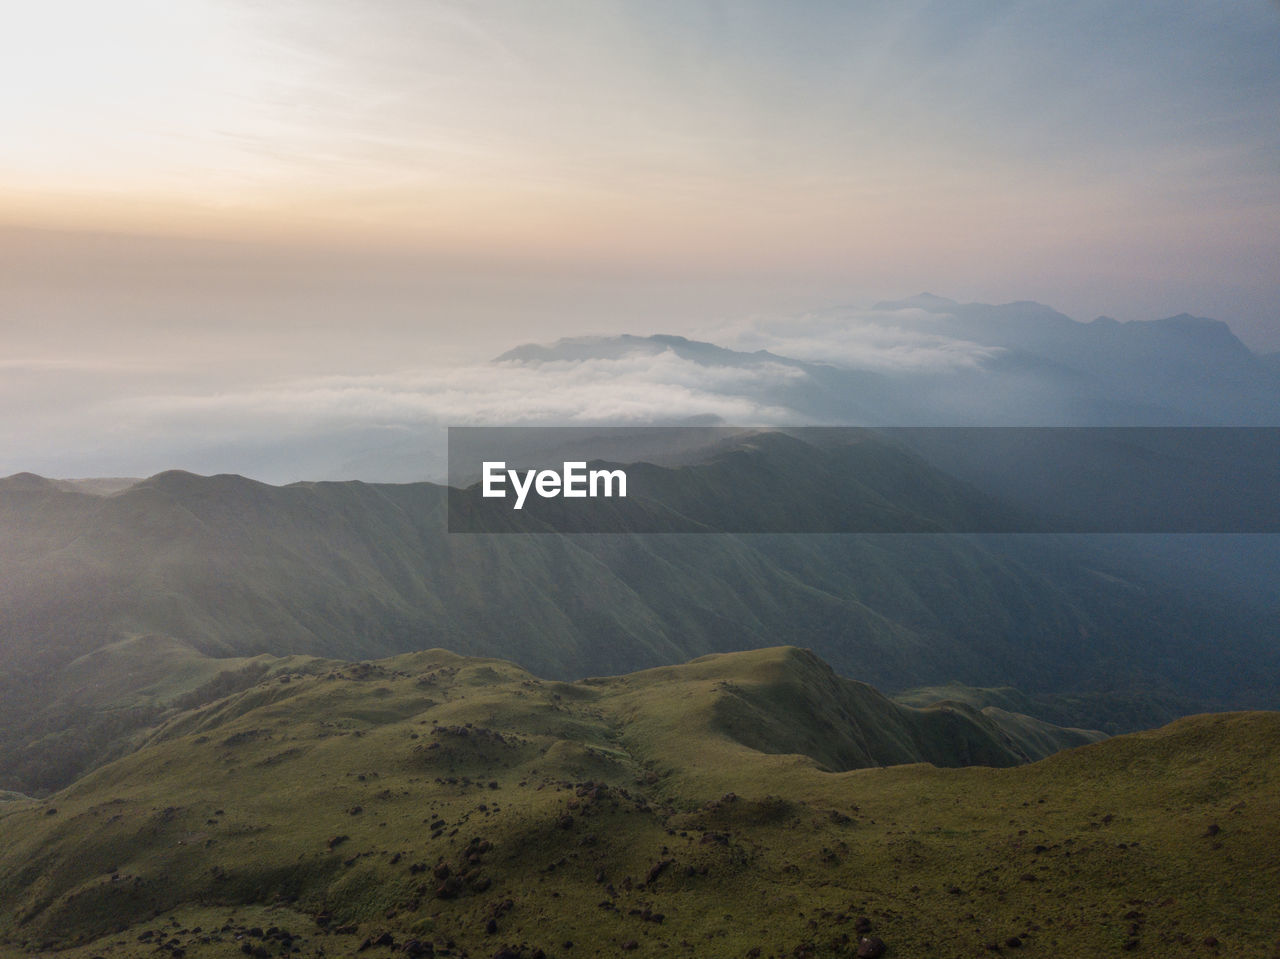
[644,859,673,885]
[856,936,886,958]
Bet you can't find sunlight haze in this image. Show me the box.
[2,0,1279,478]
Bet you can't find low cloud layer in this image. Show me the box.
[700,306,1003,372]
[0,338,823,483]
[124,352,804,426]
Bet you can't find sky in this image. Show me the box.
[2,1,1279,479]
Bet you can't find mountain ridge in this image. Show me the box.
[2,431,1275,793]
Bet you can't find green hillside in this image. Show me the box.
[1,646,1275,958]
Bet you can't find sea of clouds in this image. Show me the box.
[3,304,1004,483]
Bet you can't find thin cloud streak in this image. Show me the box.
[702,307,1003,372]
[102,352,805,433]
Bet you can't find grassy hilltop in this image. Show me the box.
[1,647,1276,958]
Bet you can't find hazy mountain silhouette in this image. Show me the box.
[503,297,1280,427]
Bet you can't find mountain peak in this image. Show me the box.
[133,470,273,498]
[1145,313,1250,355]
[495,333,800,370]
[873,292,961,312]
[141,469,204,489]
[0,472,55,493]
[1154,312,1228,330]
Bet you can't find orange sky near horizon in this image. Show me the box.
[2,0,1279,349]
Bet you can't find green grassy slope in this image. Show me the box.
[52,636,275,711]
[894,682,1202,737]
[0,633,307,796]
[1,647,1275,958]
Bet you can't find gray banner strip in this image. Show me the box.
[447,427,1280,533]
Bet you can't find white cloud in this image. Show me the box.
[103,348,802,436]
[699,306,1004,372]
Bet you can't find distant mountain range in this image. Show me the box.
[498,295,1280,428]
[2,429,1275,794]
[2,296,1277,796]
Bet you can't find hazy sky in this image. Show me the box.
[2,1,1279,478]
